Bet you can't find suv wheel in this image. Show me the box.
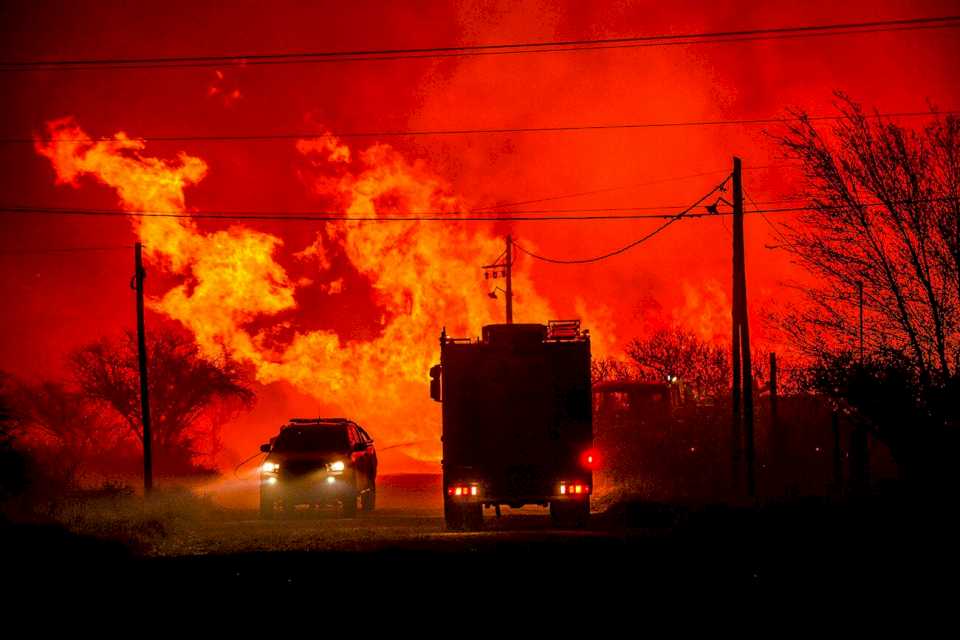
[550,499,590,528]
[259,495,274,520]
[444,502,483,530]
[463,503,483,531]
[361,485,376,512]
[342,493,358,518]
[444,499,464,530]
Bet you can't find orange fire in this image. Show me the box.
[673,279,731,344]
[35,117,557,463]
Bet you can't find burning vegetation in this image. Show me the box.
[33,117,558,466]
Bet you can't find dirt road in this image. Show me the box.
[5,474,946,597]
[150,474,617,556]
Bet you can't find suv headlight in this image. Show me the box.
[261,461,279,474]
[328,460,345,472]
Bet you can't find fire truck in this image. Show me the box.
[430,320,595,530]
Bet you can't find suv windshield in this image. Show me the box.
[273,426,349,453]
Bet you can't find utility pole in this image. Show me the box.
[505,235,513,325]
[132,242,153,495]
[731,158,743,497]
[831,410,842,495]
[731,301,742,494]
[769,352,778,417]
[483,235,514,324]
[732,156,755,498]
[769,352,780,490]
[857,280,864,364]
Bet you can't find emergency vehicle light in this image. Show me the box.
[580,448,600,470]
[558,481,590,496]
[448,484,480,497]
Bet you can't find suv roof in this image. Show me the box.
[283,417,352,428]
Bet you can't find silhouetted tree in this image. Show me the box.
[774,94,960,381]
[0,373,31,503]
[13,381,124,485]
[773,95,960,489]
[0,373,75,510]
[70,329,255,475]
[591,357,637,385]
[0,373,17,437]
[810,351,959,491]
[626,326,729,401]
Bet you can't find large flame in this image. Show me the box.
[673,279,730,344]
[35,117,555,463]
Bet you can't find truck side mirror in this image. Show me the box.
[259,443,270,453]
[429,364,442,402]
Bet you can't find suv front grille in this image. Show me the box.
[281,460,326,478]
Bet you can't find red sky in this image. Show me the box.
[1,0,958,472]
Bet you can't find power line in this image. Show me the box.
[484,193,925,214]
[0,196,812,218]
[4,196,957,257]
[472,171,730,212]
[512,176,732,264]
[512,193,960,262]
[478,164,792,211]
[2,197,956,223]
[15,111,957,145]
[744,187,788,244]
[0,245,132,256]
[472,169,734,211]
[50,23,960,71]
[2,15,957,70]
[8,23,946,73]
[0,204,729,222]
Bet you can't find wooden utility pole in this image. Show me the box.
[732,156,756,498]
[831,410,842,495]
[482,236,514,324]
[850,424,869,495]
[857,280,864,363]
[505,235,513,325]
[770,352,780,489]
[132,242,153,494]
[769,352,778,417]
[731,299,742,494]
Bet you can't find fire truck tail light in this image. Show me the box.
[448,484,481,498]
[558,481,590,496]
[580,448,599,470]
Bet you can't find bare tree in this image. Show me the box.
[591,357,637,385]
[70,329,255,474]
[773,94,960,381]
[0,373,17,438]
[625,326,730,401]
[0,373,32,500]
[13,381,126,483]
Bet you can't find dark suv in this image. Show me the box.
[259,418,377,519]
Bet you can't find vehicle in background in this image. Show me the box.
[430,320,594,530]
[258,418,377,519]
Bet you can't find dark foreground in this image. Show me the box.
[3,475,958,601]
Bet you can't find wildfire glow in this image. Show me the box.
[35,117,556,463]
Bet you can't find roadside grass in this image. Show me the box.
[50,482,233,553]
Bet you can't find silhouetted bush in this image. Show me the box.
[811,351,960,494]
